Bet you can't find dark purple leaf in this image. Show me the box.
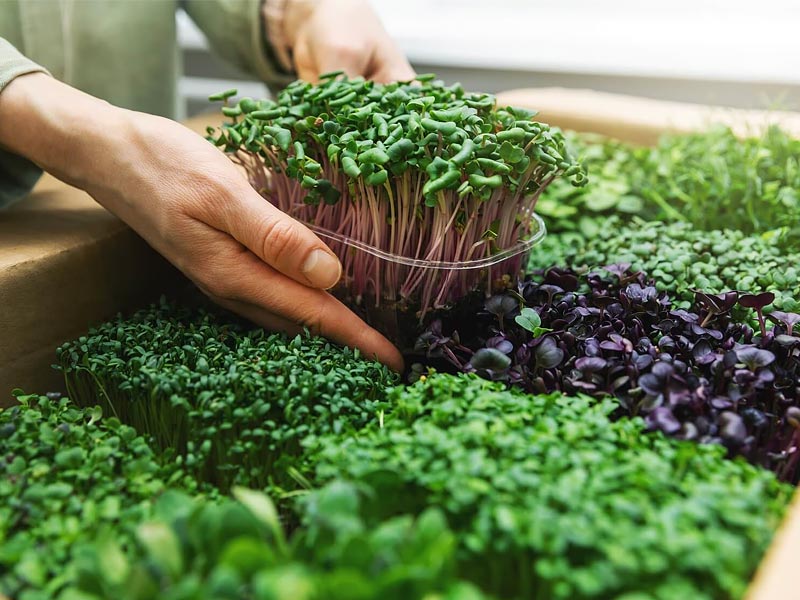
[535,337,564,369]
[738,292,776,311]
[633,353,654,370]
[658,336,676,353]
[486,336,514,355]
[484,295,517,319]
[719,411,747,446]
[775,334,800,347]
[639,373,663,396]
[722,350,738,369]
[692,339,714,362]
[669,309,698,323]
[539,284,565,300]
[575,307,601,318]
[575,356,608,372]
[514,345,531,365]
[469,348,511,372]
[645,407,681,435]
[768,311,800,334]
[786,407,800,429]
[544,268,579,291]
[741,407,769,430]
[710,397,734,410]
[653,319,676,333]
[625,283,657,303]
[599,334,633,353]
[603,263,632,280]
[594,296,618,309]
[755,369,775,385]
[694,290,739,314]
[690,324,724,340]
[569,379,597,392]
[736,346,776,370]
[651,361,675,378]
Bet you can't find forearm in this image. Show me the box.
[0,73,129,193]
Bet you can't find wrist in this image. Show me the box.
[0,72,130,192]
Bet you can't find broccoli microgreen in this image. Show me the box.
[208,75,586,316]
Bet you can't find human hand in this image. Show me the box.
[284,0,415,83]
[0,74,404,371]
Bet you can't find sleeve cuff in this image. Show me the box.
[249,0,295,90]
[0,39,51,208]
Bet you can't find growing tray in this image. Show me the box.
[1,88,798,598]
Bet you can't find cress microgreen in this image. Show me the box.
[56,299,397,493]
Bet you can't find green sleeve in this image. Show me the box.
[0,38,50,209]
[183,0,294,92]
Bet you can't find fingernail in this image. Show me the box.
[302,249,342,289]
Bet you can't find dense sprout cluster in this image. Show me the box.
[311,374,791,600]
[0,392,194,599]
[539,126,800,246]
[57,300,397,492]
[208,74,585,314]
[72,482,488,600]
[12,301,790,600]
[0,394,484,600]
[530,216,800,314]
[415,266,800,481]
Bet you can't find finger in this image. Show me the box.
[207,184,343,290]
[313,39,371,79]
[367,43,416,83]
[227,251,404,372]
[175,215,404,371]
[369,60,416,84]
[295,30,366,82]
[293,34,319,82]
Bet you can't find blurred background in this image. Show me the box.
[178,0,800,117]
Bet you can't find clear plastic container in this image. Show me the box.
[306,211,547,347]
[237,153,548,346]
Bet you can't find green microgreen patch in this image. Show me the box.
[540,127,800,247]
[530,215,800,318]
[311,374,792,600]
[56,299,397,493]
[69,482,489,600]
[0,392,197,598]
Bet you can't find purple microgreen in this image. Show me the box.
[767,310,800,335]
[485,295,518,330]
[739,292,776,337]
[645,406,681,435]
[735,346,776,370]
[413,265,800,482]
[694,290,739,327]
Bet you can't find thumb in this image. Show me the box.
[216,186,343,290]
